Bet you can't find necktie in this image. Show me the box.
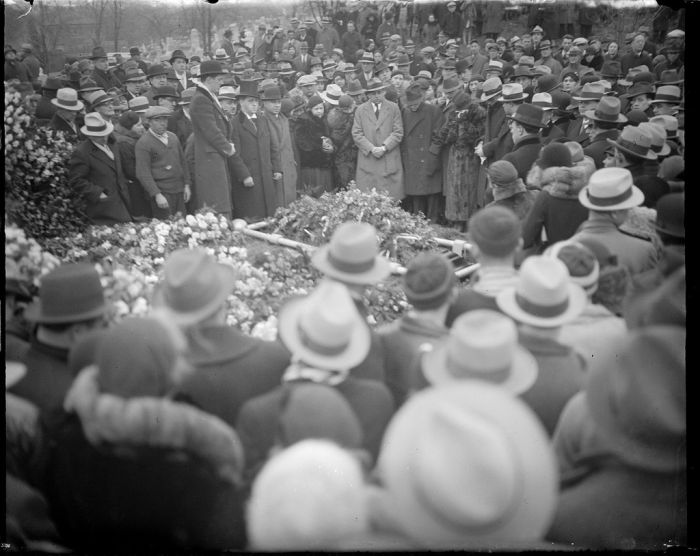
[374,103,380,118]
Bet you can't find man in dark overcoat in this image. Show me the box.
[400,83,443,222]
[583,96,627,169]
[502,103,545,181]
[230,80,283,221]
[68,112,132,224]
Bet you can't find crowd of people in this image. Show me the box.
[4,2,686,552]
[4,3,685,229]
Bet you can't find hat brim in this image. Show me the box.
[605,137,657,161]
[497,93,529,103]
[365,85,388,93]
[649,98,681,105]
[23,298,108,324]
[277,294,370,371]
[79,120,115,137]
[479,90,502,103]
[312,245,392,285]
[577,182,646,211]
[151,263,236,326]
[583,109,627,123]
[507,115,545,128]
[422,343,538,395]
[51,98,84,111]
[655,143,671,157]
[496,285,587,328]
[6,361,27,388]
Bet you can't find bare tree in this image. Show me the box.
[112,0,126,52]
[82,0,110,47]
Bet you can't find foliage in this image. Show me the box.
[4,90,90,240]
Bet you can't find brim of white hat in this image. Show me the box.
[496,284,587,328]
[605,137,658,161]
[319,92,339,105]
[311,244,392,285]
[150,263,236,326]
[6,361,27,388]
[50,98,84,111]
[479,90,502,102]
[422,342,538,395]
[655,142,671,157]
[277,294,370,372]
[497,93,529,103]
[577,183,646,211]
[80,120,115,137]
[376,383,557,549]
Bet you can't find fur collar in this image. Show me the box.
[527,164,589,198]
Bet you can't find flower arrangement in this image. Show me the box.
[5,222,62,292]
[4,90,89,240]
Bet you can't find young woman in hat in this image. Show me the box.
[294,94,335,198]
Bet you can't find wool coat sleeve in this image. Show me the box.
[68,145,107,204]
[134,135,161,198]
[189,93,233,157]
[352,105,378,156]
[521,191,549,249]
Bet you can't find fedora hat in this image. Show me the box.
[650,114,679,139]
[42,76,64,91]
[404,83,424,105]
[80,111,114,136]
[260,86,281,101]
[152,248,236,326]
[169,49,189,64]
[579,167,645,211]
[638,122,671,157]
[311,221,391,285]
[531,65,551,77]
[376,381,557,549]
[536,74,559,93]
[179,87,196,105]
[655,70,683,86]
[654,193,684,238]
[600,60,622,78]
[606,125,657,161]
[320,83,342,105]
[146,64,168,78]
[584,96,627,124]
[496,256,586,328]
[24,263,108,324]
[649,85,681,105]
[512,65,533,78]
[51,88,84,111]
[359,52,375,65]
[623,82,654,100]
[217,85,239,100]
[479,77,503,102]
[78,78,101,93]
[278,280,370,372]
[498,82,528,103]
[124,68,146,82]
[322,60,337,72]
[485,60,503,74]
[346,80,365,96]
[341,62,356,73]
[441,77,462,94]
[373,61,390,75]
[199,60,227,77]
[89,46,108,60]
[152,85,180,100]
[586,326,685,472]
[423,310,538,394]
[214,48,230,61]
[531,92,554,110]
[364,78,388,93]
[570,81,606,101]
[507,103,545,128]
[128,96,150,113]
[237,79,260,98]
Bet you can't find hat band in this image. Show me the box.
[58,97,78,106]
[501,92,525,101]
[616,138,651,157]
[85,123,108,132]
[326,92,341,101]
[650,144,665,153]
[484,87,502,97]
[515,292,569,318]
[298,323,349,357]
[654,94,679,103]
[586,184,633,206]
[532,102,553,108]
[593,108,620,121]
[327,251,376,275]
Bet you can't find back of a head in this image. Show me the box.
[403,252,456,311]
[538,142,572,170]
[468,206,522,258]
[247,439,368,550]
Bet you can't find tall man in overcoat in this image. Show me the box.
[351,78,404,200]
[230,80,283,221]
[189,61,243,219]
[400,83,443,222]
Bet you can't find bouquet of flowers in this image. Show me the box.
[5,222,62,292]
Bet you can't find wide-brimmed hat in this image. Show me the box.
[441,77,462,94]
[152,85,180,100]
[623,82,654,100]
[79,111,114,136]
[260,86,281,101]
[584,95,627,124]
[586,326,685,472]
[89,46,108,60]
[151,248,236,326]
[311,221,391,285]
[507,103,545,128]
[606,125,657,161]
[364,78,387,93]
[124,68,147,82]
[218,85,239,100]
[600,60,622,78]
[498,82,528,103]
[199,60,227,77]
[320,83,342,105]
[638,122,671,157]
[423,310,538,394]
[654,193,684,238]
[345,80,365,96]
[530,92,554,111]
[128,96,150,113]
[535,74,559,94]
[649,85,681,105]
[322,61,338,73]
[214,48,230,62]
[146,64,168,78]
[650,114,679,139]
[570,81,606,101]
[376,381,557,549]
[485,60,503,74]
[24,263,108,324]
[51,88,84,111]
[341,62,356,73]
[496,256,586,328]
[512,65,533,78]
[169,49,189,64]
[238,79,260,98]
[278,280,370,372]
[84,89,112,109]
[578,166,645,211]
[655,70,683,86]
[480,77,503,102]
[373,61,390,75]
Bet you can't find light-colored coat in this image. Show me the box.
[265,112,297,207]
[352,98,404,199]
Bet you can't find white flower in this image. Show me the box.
[186,214,197,226]
[132,297,149,315]
[114,300,130,316]
[182,226,193,235]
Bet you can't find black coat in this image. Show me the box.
[628,160,670,209]
[295,112,333,168]
[502,134,543,181]
[584,129,619,169]
[38,411,247,551]
[48,113,81,142]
